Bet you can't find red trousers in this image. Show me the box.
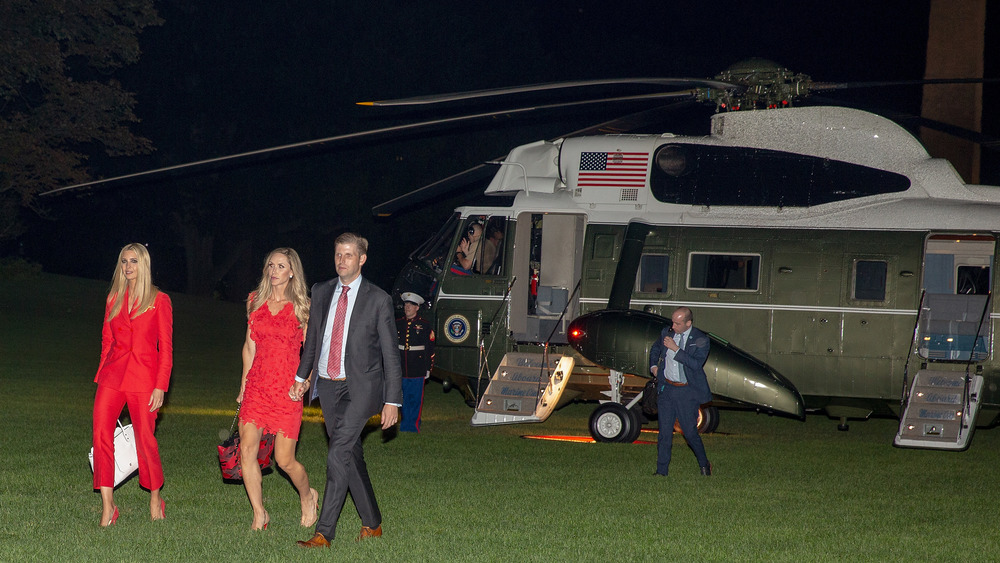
[92,385,164,490]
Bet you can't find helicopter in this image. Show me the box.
[373,59,999,450]
[43,59,999,450]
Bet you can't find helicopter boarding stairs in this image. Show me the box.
[894,293,990,451]
[471,352,575,426]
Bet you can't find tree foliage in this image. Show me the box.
[0,0,161,240]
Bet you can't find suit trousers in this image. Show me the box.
[315,378,381,539]
[655,382,709,474]
[92,385,163,490]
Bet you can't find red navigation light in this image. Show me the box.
[569,328,583,340]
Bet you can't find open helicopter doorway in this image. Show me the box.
[509,213,585,344]
[918,233,994,361]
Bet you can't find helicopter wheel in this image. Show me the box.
[672,405,720,435]
[589,403,637,443]
[697,405,720,434]
[623,408,643,443]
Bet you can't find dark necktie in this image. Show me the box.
[326,285,349,378]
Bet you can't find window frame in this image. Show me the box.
[686,251,762,292]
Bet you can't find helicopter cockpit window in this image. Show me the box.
[688,253,760,291]
[852,260,888,301]
[451,215,507,276]
[414,212,461,274]
[636,254,670,293]
[650,143,910,207]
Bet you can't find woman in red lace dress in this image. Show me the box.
[237,248,317,530]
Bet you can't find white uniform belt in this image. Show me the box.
[399,345,426,350]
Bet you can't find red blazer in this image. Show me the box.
[95,291,173,393]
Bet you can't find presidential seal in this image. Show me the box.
[444,314,470,344]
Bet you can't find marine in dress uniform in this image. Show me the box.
[396,292,434,433]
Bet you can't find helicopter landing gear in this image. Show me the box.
[671,404,721,435]
[589,403,642,443]
[698,405,721,434]
[837,416,850,431]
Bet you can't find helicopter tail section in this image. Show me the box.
[470,352,575,426]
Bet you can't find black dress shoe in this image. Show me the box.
[700,463,712,476]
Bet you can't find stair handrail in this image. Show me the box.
[474,276,517,405]
[958,291,992,441]
[900,289,927,412]
[538,278,583,395]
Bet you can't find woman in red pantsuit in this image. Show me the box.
[93,243,172,526]
[237,248,317,531]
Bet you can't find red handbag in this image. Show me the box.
[217,404,275,481]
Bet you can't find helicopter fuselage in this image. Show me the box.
[392,106,1000,435]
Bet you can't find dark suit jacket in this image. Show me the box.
[297,276,403,414]
[649,325,712,404]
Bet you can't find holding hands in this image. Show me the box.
[289,379,310,402]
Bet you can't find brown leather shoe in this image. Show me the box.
[297,532,331,548]
[357,525,382,541]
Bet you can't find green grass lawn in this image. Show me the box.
[2,273,999,561]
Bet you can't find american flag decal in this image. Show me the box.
[578,151,649,188]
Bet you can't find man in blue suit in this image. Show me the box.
[649,306,713,476]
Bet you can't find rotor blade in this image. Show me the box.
[903,115,1000,151]
[358,78,735,106]
[812,77,1000,93]
[810,95,1000,152]
[41,91,698,197]
[371,100,701,216]
[560,99,701,136]
[372,163,496,217]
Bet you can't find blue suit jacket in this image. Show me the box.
[649,325,712,404]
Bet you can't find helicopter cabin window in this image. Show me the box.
[852,260,888,301]
[688,253,759,291]
[451,215,507,276]
[636,254,670,293]
[649,143,910,207]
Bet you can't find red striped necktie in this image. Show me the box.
[326,285,349,378]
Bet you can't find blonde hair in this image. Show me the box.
[247,248,310,328]
[106,243,158,321]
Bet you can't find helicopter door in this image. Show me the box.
[510,213,585,344]
[919,234,994,361]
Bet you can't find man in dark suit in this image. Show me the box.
[649,306,713,477]
[290,232,403,548]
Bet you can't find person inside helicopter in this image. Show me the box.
[453,222,483,274]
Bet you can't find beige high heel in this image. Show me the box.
[301,488,319,527]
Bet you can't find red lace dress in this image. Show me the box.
[239,301,305,440]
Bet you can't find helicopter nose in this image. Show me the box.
[567,309,671,375]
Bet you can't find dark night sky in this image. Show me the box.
[22,0,997,295]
